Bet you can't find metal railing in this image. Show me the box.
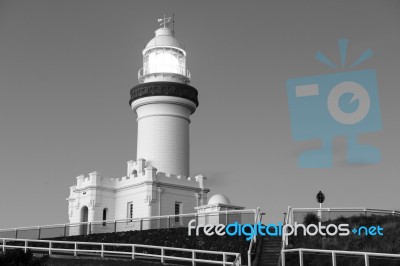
[0,237,241,265]
[0,209,257,240]
[278,206,292,265]
[287,207,400,225]
[280,207,400,265]
[281,248,400,266]
[281,206,400,249]
[247,207,262,266]
[138,67,191,82]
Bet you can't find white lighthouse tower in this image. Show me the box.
[67,17,209,233]
[130,16,198,177]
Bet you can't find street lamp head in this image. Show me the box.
[316,191,325,204]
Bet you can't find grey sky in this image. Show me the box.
[0,0,399,228]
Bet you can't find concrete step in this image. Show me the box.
[256,237,282,266]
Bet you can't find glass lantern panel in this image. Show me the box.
[144,48,185,75]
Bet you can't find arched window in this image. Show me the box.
[132,170,138,177]
[102,208,108,226]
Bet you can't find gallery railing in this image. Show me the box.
[0,209,257,240]
[138,67,191,82]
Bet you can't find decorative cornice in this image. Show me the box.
[130,82,199,107]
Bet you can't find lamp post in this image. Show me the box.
[316,191,325,220]
[316,191,325,209]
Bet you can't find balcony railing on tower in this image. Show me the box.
[138,67,191,83]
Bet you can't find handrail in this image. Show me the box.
[0,208,257,233]
[247,207,262,266]
[0,237,241,265]
[281,248,400,266]
[286,207,400,227]
[280,206,400,265]
[279,205,292,265]
[232,253,242,266]
[283,248,400,257]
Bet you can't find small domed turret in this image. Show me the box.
[208,194,231,205]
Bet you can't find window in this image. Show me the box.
[144,48,185,76]
[102,208,108,226]
[175,202,182,223]
[127,202,133,222]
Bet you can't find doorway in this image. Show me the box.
[80,206,89,235]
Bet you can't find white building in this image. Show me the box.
[66,18,242,234]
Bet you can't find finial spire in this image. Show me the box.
[157,14,173,29]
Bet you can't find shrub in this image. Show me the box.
[0,249,43,265]
[303,212,320,226]
[287,214,400,266]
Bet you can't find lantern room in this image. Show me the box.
[138,27,190,84]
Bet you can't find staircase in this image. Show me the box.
[257,236,281,266]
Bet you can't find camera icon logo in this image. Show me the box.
[286,39,382,168]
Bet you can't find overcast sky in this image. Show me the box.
[0,0,399,228]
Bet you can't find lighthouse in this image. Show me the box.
[67,17,209,231]
[129,16,198,177]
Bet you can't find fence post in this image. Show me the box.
[49,242,52,255]
[167,216,170,229]
[192,250,196,266]
[195,214,198,227]
[132,245,135,260]
[332,251,336,266]
[299,250,304,266]
[114,220,117,233]
[24,240,27,253]
[254,209,259,244]
[140,219,143,231]
[88,223,91,235]
[161,248,164,263]
[64,224,67,237]
[37,227,41,239]
[281,250,285,266]
[101,244,104,258]
[15,229,18,239]
[2,239,5,253]
[223,253,227,266]
[365,254,369,266]
[74,243,77,256]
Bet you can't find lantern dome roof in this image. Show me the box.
[144,28,184,52]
